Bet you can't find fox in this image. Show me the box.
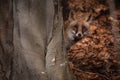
[64,12,92,52]
[64,20,89,51]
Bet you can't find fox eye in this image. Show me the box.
[82,25,88,33]
[71,28,77,34]
[73,25,78,32]
[72,30,76,34]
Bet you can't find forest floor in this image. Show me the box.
[63,0,120,80]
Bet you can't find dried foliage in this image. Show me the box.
[63,0,120,80]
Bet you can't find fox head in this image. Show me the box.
[67,21,89,41]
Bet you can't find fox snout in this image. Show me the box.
[76,32,83,38]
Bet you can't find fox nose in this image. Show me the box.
[76,33,83,38]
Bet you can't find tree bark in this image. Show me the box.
[0,0,14,80]
[46,0,74,80]
[0,0,74,80]
[12,0,48,80]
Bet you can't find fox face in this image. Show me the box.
[67,21,88,41]
[65,20,89,50]
[67,21,80,41]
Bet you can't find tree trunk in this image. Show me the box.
[46,0,74,80]
[0,0,74,80]
[0,0,14,80]
[12,0,48,80]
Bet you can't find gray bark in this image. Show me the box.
[0,0,74,80]
[13,0,48,80]
[46,0,70,79]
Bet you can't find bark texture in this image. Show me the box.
[12,0,48,80]
[0,0,74,80]
[0,0,14,80]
